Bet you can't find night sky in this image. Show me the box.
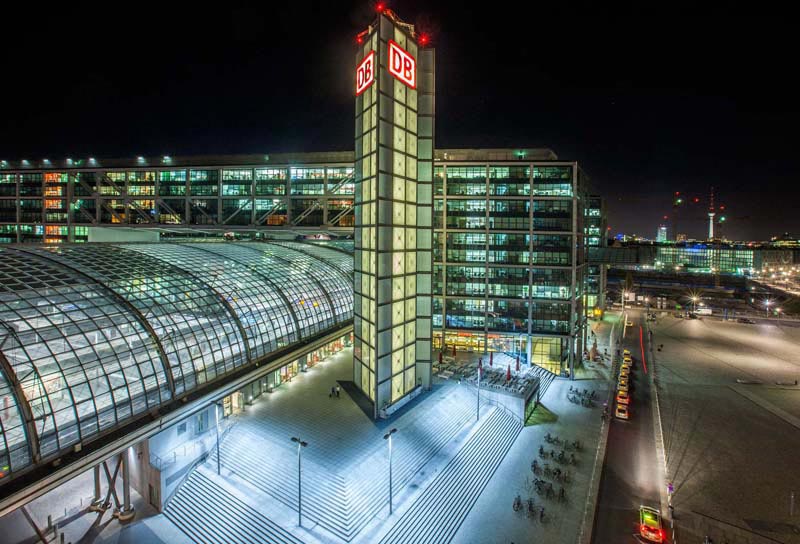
[2,3,796,241]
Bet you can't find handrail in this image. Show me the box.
[162,454,208,511]
[459,380,524,425]
[160,418,237,509]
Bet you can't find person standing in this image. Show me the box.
[336,385,341,398]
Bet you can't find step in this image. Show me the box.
[165,471,302,544]
[380,409,522,544]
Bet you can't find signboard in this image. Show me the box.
[388,39,416,89]
[356,51,376,96]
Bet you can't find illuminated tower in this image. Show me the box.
[353,9,434,418]
[708,186,715,240]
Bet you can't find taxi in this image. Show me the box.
[616,389,630,405]
[615,404,629,420]
[639,505,664,542]
[623,349,631,357]
[620,366,631,378]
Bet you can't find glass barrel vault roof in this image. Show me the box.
[0,241,353,483]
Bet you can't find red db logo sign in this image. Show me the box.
[356,51,375,96]
[388,40,416,89]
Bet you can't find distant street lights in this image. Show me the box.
[290,436,308,526]
[383,428,398,515]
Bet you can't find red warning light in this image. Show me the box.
[674,191,680,196]
[663,215,668,220]
[376,2,386,12]
[419,33,429,46]
[693,197,700,203]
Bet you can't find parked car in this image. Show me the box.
[737,317,756,324]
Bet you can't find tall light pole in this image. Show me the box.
[383,428,397,515]
[290,436,308,527]
[476,358,483,422]
[764,299,772,317]
[621,290,627,311]
[214,402,221,475]
[691,296,698,314]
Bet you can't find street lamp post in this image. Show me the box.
[476,358,482,422]
[765,299,772,317]
[691,296,698,314]
[383,428,398,515]
[290,436,308,527]
[621,290,627,311]
[214,402,221,475]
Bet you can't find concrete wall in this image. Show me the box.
[149,405,219,509]
[126,440,162,512]
[476,387,525,420]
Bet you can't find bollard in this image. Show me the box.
[60,532,65,544]
[47,515,52,531]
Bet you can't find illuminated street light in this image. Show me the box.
[383,428,398,514]
[290,436,309,526]
[764,299,773,317]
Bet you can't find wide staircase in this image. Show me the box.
[210,385,481,541]
[378,407,522,544]
[164,466,302,544]
[528,363,558,400]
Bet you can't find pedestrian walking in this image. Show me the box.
[539,506,545,522]
[329,386,334,398]
[336,385,341,398]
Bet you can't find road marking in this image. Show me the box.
[639,326,648,375]
[729,385,800,432]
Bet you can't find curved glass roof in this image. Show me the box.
[0,241,352,482]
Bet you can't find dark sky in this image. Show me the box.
[2,2,797,240]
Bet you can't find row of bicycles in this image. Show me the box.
[513,432,584,521]
[567,386,597,408]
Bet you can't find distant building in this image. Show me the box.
[676,233,688,242]
[656,225,668,242]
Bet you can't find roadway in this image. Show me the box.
[592,308,664,544]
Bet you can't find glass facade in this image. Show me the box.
[0,241,352,483]
[432,160,588,376]
[654,245,756,274]
[584,195,607,312]
[0,160,357,241]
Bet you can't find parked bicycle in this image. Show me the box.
[527,497,537,518]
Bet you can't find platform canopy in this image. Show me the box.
[0,241,353,483]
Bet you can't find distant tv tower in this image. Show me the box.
[708,186,716,240]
